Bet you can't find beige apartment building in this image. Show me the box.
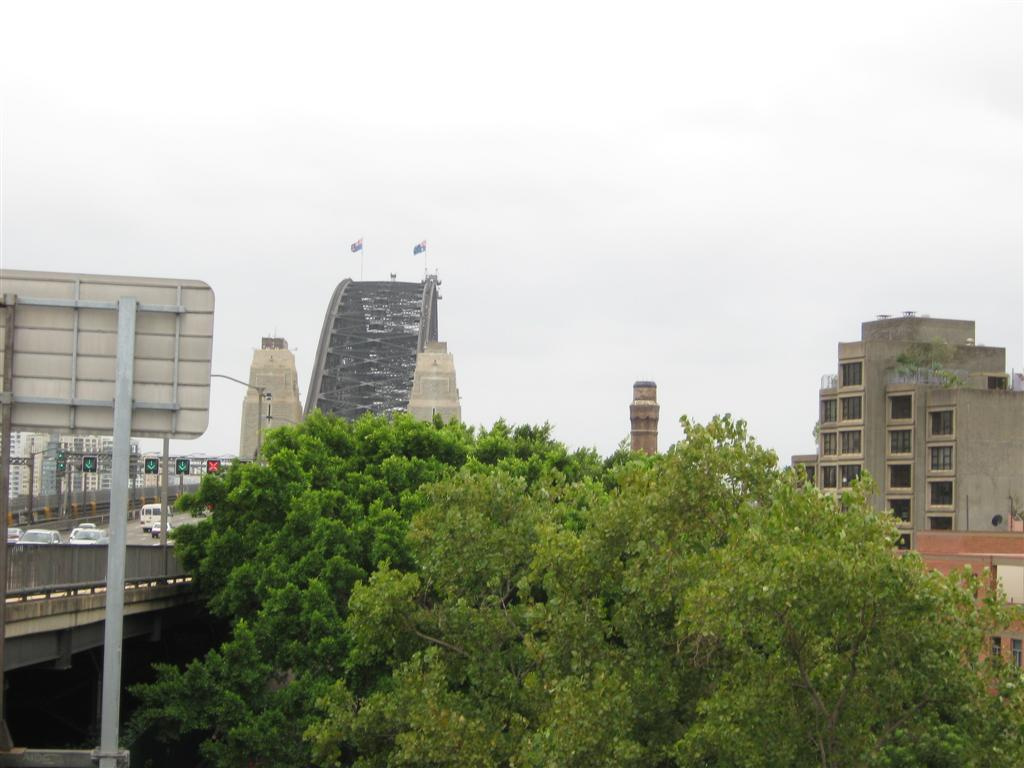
[793,315,1024,547]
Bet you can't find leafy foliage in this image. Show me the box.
[132,412,1024,767]
[894,339,965,387]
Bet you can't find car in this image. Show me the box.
[69,528,108,545]
[151,521,173,539]
[17,529,62,545]
[7,527,23,544]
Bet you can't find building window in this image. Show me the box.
[840,464,861,487]
[840,361,863,387]
[928,516,953,530]
[896,533,912,550]
[839,430,861,454]
[988,376,1007,390]
[1014,639,1022,668]
[889,464,912,489]
[889,498,911,523]
[821,399,837,424]
[803,465,815,484]
[821,466,837,488]
[930,446,953,471]
[889,429,912,454]
[890,395,912,420]
[930,410,953,436]
[840,396,862,421]
[822,433,837,456]
[930,481,953,506]
[992,637,1002,658]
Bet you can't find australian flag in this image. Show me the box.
[350,238,363,253]
[413,240,427,255]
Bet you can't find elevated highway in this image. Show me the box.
[5,544,194,671]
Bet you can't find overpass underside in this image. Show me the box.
[305,278,438,420]
[4,545,195,671]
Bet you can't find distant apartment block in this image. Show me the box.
[7,431,140,498]
[793,315,1024,547]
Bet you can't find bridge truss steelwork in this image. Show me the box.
[305,277,439,420]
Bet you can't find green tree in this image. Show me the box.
[132,412,1024,767]
[307,416,1024,768]
[129,411,605,766]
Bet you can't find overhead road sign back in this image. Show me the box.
[0,270,215,439]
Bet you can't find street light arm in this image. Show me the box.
[211,373,263,394]
[211,373,270,460]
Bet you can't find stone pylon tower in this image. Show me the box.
[630,381,660,455]
[240,338,303,459]
[407,341,461,422]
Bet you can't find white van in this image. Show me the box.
[139,503,165,532]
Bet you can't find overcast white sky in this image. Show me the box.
[1,1,1021,464]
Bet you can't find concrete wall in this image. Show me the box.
[946,389,1024,532]
[861,317,974,345]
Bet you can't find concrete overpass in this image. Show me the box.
[5,545,194,671]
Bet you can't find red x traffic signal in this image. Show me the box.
[206,459,222,474]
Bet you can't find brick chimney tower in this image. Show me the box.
[630,381,659,454]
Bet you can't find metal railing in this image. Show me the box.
[6,544,186,599]
[820,374,837,390]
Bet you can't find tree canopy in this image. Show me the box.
[130,412,1024,768]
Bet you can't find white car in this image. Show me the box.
[69,528,108,545]
[151,520,173,539]
[7,527,23,543]
[18,529,62,545]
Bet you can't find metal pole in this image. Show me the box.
[0,295,16,750]
[55,473,62,524]
[97,297,136,768]
[255,386,264,459]
[210,374,265,460]
[161,438,169,575]
[27,456,34,519]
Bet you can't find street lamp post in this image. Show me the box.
[211,373,270,459]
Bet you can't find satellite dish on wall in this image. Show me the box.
[992,514,1004,527]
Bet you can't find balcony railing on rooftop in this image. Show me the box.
[820,374,837,390]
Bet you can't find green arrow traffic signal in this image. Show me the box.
[56,450,66,472]
[144,457,160,474]
[82,456,98,473]
[175,458,190,475]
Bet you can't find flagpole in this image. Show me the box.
[361,246,364,281]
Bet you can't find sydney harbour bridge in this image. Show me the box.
[304,276,440,420]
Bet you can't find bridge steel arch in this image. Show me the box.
[304,277,439,420]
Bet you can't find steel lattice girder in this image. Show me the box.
[305,278,438,420]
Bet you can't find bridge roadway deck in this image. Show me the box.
[4,545,197,671]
